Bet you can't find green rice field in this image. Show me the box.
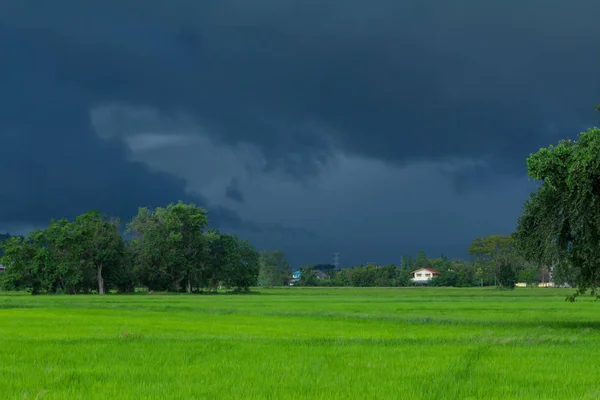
[1,287,599,399]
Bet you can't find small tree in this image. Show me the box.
[495,255,519,289]
[299,265,318,286]
[394,268,412,287]
[469,234,521,286]
[518,265,539,287]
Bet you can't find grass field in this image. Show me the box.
[1,287,600,399]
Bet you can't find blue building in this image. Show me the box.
[290,269,302,284]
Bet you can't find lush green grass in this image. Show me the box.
[1,287,600,399]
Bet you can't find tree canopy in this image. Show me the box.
[259,250,290,287]
[0,202,261,294]
[468,234,523,288]
[0,233,16,257]
[515,127,600,296]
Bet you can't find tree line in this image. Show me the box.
[259,235,553,289]
[290,123,600,295]
[0,202,260,295]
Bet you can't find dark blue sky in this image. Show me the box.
[1,0,599,267]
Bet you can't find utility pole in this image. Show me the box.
[333,252,340,270]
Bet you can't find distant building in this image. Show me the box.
[0,264,5,273]
[289,268,329,285]
[516,281,568,288]
[410,268,440,283]
[290,269,302,284]
[314,270,330,280]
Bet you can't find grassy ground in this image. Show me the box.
[1,287,599,399]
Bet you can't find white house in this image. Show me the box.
[410,268,440,283]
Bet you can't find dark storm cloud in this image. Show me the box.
[225,178,245,204]
[0,25,251,229]
[3,0,598,175]
[1,0,599,228]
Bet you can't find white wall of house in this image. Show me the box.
[411,268,436,282]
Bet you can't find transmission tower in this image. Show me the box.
[333,252,340,270]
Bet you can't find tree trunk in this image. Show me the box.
[173,277,182,292]
[186,274,191,294]
[97,264,105,295]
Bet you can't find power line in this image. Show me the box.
[333,252,340,270]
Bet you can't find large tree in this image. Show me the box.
[218,233,261,291]
[1,235,42,293]
[71,211,127,295]
[469,234,522,288]
[515,127,600,296]
[259,250,290,287]
[127,201,208,292]
[1,214,127,294]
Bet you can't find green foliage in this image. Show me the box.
[259,250,290,287]
[73,211,128,294]
[349,265,395,287]
[394,267,413,287]
[0,233,11,257]
[218,234,261,291]
[430,260,477,287]
[516,127,600,296]
[1,202,260,294]
[469,234,523,286]
[495,255,519,289]
[0,213,128,294]
[0,235,40,293]
[400,255,413,269]
[125,202,259,293]
[298,265,318,286]
[413,250,431,269]
[127,202,209,292]
[518,265,539,287]
[318,251,489,288]
[325,264,413,287]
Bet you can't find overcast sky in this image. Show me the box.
[1,0,599,267]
